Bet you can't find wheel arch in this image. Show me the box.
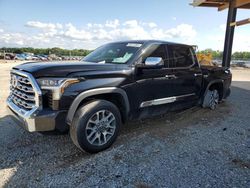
[66,87,130,125]
[204,79,224,101]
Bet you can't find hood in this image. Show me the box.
[13,61,128,78]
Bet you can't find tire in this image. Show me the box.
[202,89,220,110]
[70,100,122,153]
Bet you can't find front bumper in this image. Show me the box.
[7,98,67,132]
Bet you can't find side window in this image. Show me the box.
[189,48,197,64]
[146,44,168,67]
[168,45,194,68]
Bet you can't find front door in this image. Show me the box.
[134,44,175,109]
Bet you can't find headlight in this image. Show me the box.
[37,78,80,101]
[37,77,80,95]
[37,78,67,88]
[37,78,80,89]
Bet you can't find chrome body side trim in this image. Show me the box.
[140,93,196,108]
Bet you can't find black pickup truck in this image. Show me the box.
[7,40,232,153]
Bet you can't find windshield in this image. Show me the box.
[82,42,142,64]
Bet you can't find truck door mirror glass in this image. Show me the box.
[144,57,164,67]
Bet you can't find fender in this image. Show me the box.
[203,79,224,99]
[66,87,130,125]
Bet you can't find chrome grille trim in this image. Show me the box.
[15,83,34,93]
[10,95,34,109]
[7,69,42,117]
[12,89,35,101]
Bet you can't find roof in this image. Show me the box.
[192,0,250,10]
[112,40,192,47]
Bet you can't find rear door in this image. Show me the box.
[167,45,202,101]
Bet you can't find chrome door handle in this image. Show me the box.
[194,73,202,77]
[165,74,177,79]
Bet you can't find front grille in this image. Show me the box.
[48,92,53,108]
[9,71,37,111]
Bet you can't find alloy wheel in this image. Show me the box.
[85,110,116,146]
[209,90,219,110]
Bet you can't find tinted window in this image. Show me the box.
[145,44,168,67]
[168,45,194,68]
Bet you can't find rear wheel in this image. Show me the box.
[70,100,121,153]
[209,90,219,110]
[203,89,220,110]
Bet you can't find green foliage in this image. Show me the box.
[198,49,250,60]
[198,49,223,59]
[232,51,250,60]
[1,47,249,60]
[0,47,92,56]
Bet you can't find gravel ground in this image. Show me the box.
[0,63,249,187]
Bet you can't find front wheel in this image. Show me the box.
[70,100,122,153]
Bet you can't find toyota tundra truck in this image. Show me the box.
[6,40,232,153]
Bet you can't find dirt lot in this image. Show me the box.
[0,62,249,187]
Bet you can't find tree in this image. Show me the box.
[0,47,91,57]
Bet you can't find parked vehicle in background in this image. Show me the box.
[7,40,232,153]
[32,55,48,61]
[235,61,247,68]
[14,54,26,60]
[10,53,81,61]
[38,55,49,61]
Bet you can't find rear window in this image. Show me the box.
[168,45,194,68]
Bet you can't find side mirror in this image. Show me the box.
[144,57,164,67]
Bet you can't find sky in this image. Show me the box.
[0,0,249,51]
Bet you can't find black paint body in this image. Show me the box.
[13,40,232,131]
